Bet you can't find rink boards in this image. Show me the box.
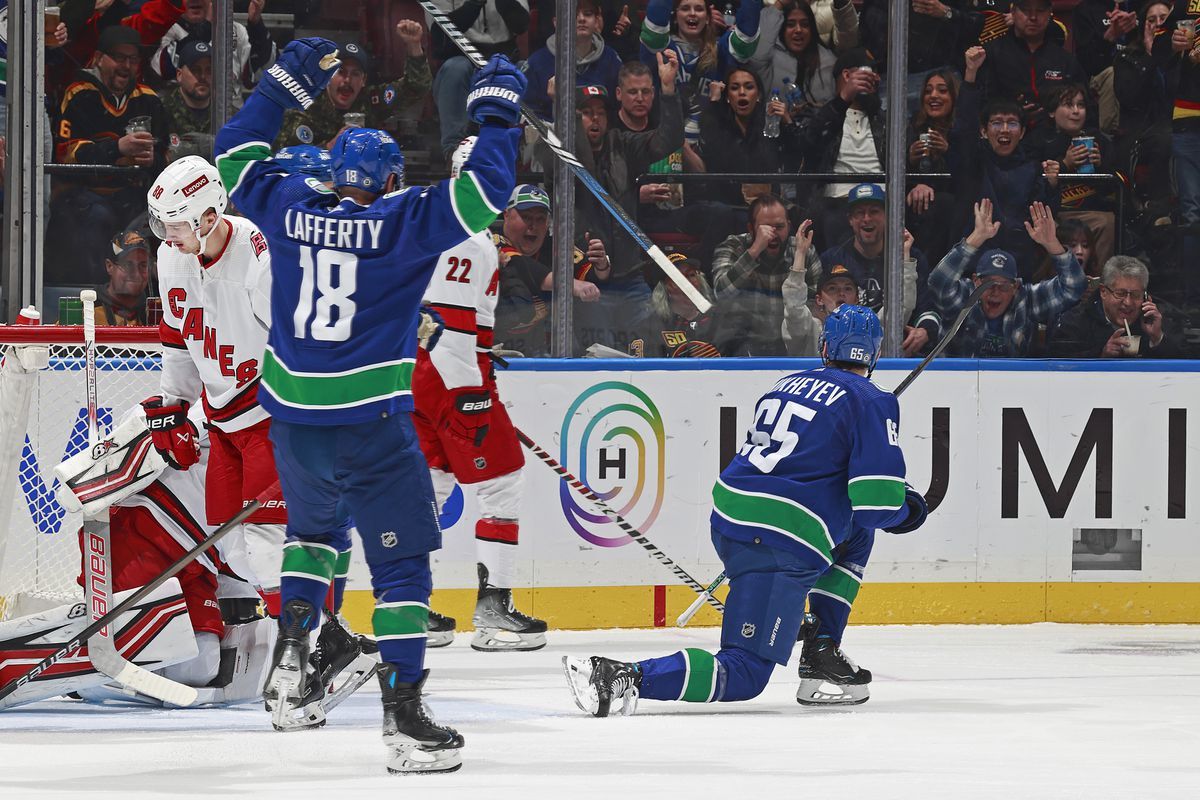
[349,359,1200,629]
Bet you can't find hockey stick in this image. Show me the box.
[0,481,279,705]
[514,428,724,612]
[77,291,199,706]
[675,280,997,627]
[416,0,712,315]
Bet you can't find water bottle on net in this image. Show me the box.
[764,89,782,139]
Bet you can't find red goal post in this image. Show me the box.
[0,326,162,620]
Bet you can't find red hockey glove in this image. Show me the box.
[141,397,201,469]
[446,388,492,448]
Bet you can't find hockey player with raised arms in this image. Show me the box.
[214,37,524,773]
[564,305,929,716]
[415,136,547,652]
[143,156,286,620]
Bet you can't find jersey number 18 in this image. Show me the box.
[293,246,358,342]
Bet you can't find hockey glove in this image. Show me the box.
[883,484,928,535]
[141,397,201,470]
[258,37,341,110]
[446,388,492,448]
[418,304,445,351]
[466,55,528,127]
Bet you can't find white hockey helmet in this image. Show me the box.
[449,136,477,180]
[146,155,228,249]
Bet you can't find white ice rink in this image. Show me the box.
[2,624,1198,800]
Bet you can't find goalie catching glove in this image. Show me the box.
[259,37,341,110]
[883,483,928,535]
[142,397,201,470]
[466,54,528,127]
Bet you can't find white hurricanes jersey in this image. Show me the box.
[422,230,501,389]
[157,215,272,432]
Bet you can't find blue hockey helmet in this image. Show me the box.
[273,145,333,181]
[819,304,883,373]
[330,127,404,193]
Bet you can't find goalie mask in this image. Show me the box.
[147,155,229,254]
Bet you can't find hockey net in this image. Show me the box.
[0,326,162,621]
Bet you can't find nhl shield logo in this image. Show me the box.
[741,622,756,639]
[474,456,487,469]
[381,531,398,548]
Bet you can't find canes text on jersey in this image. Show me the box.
[167,289,260,387]
[283,209,385,250]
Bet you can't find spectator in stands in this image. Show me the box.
[1026,83,1117,268]
[162,37,211,143]
[95,225,151,326]
[808,0,859,52]
[793,47,883,248]
[750,0,838,107]
[275,28,430,149]
[1113,2,1172,223]
[952,45,1060,279]
[978,0,1085,124]
[494,185,612,357]
[1033,217,1101,289]
[168,131,215,164]
[150,0,274,103]
[817,184,940,356]
[1071,0,1139,136]
[1047,255,1187,357]
[532,0,639,60]
[695,67,783,210]
[630,252,725,357]
[525,0,623,120]
[428,0,530,158]
[711,193,812,356]
[930,199,1086,357]
[906,69,960,264]
[639,0,762,145]
[782,222,869,355]
[860,0,979,113]
[50,24,168,285]
[1157,2,1200,307]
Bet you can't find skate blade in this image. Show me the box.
[561,656,602,716]
[322,653,381,715]
[796,678,870,707]
[471,628,546,652]
[385,744,463,775]
[426,629,456,648]
[265,673,327,731]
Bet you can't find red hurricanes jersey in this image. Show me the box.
[157,215,272,433]
[422,230,501,389]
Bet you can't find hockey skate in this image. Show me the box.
[263,599,327,731]
[379,665,464,774]
[426,610,456,648]
[471,563,547,652]
[313,613,380,715]
[795,615,871,706]
[562,655,641,717]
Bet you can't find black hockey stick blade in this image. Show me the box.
[417,0,711,314]
[0,482,278,704]
[891,277,998,397]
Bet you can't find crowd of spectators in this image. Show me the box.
[11,0,1200,358]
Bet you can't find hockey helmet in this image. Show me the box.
[274,145,334,182]
[330,127,404,193]
[819,304,883,374]
[146,155,228,250]
[449,136,477,180]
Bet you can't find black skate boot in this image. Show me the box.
[379,665,464,774]
[471,563,547,652]
[312,613,380,715]
[426,610,456,648]
[562,655,642,717]
[263,599,327,731]
[796,614,871,706]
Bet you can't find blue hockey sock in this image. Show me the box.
[809,569,860,643]
[331,548,351,613]
[280,541,338,630]
[638,647,775,703]
[372,590,429,683]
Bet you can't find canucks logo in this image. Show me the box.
[559,382,665,547]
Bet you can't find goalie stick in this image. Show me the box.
[674,279,1000,627]
[0,482,280,705]
[77,291,199,707]
[515,428,724,612]
[416,0,712,315]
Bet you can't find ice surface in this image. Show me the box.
[1,625,1198,799]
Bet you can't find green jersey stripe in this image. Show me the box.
[261,349,414,410]
[373,602,430,638]
[712,479,834,561]
[216,141,272,197]
[334,549,352,578]
[811,565,862,608]
[450,172,502,235]
[281,542,338,585]
[680,648,717,702]
[848,476,906,510]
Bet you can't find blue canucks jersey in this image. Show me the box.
[712,367,910,566]
[214,91,519,425]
